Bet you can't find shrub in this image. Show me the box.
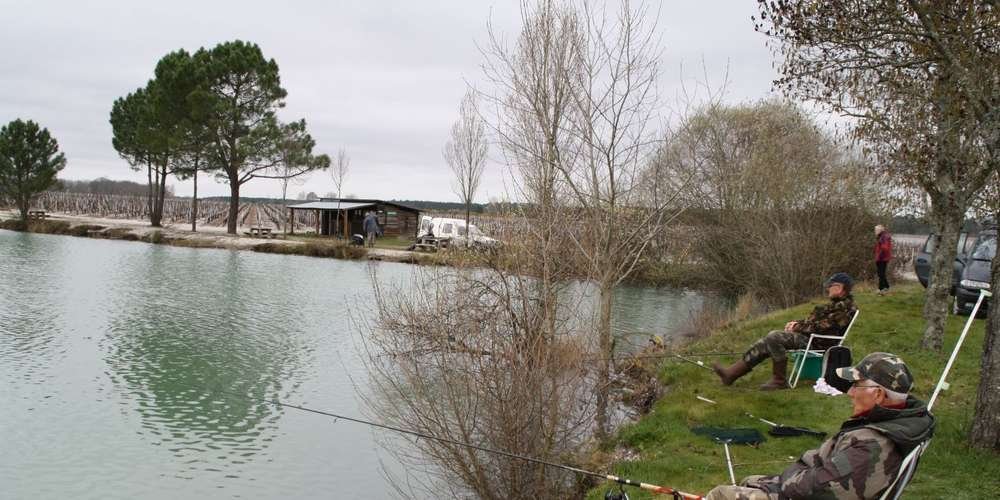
[648,100,890,307]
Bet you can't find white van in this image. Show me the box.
[415,216,498,249]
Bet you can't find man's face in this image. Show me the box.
[848,378,885,415]
[827,283,845,299]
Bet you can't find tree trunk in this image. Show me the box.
[970,209,1000,451]
[227,182,240,234]
[594,278,614,441]
[465,203,471,248]
[191,168,198,232]
[151,167,167,228]
[17,196,29,223]
[149,164,163,228]
[146,161,155,226]
[921,197,964,350]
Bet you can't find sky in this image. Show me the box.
[0,0,780,203]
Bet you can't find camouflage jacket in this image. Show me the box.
[776,396,935,499]
[791,295,857,343]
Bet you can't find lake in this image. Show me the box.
[0,230,717,499]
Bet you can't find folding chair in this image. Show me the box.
[879,441,928,500]
[880,290,989,498]
[789,309,860,388]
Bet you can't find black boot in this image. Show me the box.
[713,360,751,386]
[760,359,790,390]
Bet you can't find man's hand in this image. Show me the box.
[784,321,798,333]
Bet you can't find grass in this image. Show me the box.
[587,283,999,499]
[251,241,367,259]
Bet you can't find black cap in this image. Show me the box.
[824,272,853,291]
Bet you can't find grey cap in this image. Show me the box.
[824,272,854,291]
[836,352,913,393]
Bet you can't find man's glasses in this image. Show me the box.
[851,382,882,390]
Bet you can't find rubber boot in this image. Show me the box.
[713,360,751,386]
[760,359,790,391]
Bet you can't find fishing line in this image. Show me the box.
[215,388,704,499]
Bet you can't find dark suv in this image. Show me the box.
[952,225,995,315]
[915,221,995,315]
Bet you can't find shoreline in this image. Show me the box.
[0,210,437,265]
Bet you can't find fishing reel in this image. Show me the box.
[604,485,630,500]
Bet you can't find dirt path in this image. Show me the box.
[0,209,431,263]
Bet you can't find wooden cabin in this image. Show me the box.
[286,199,421,238]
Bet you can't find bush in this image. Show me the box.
[0,219,27,231]
[251,241,367,259]
[649,100,890,307]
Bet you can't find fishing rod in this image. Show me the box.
[697,396,826,438]
[217,389,705,499]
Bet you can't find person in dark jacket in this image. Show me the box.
[363,211,380,248]
[706,352,935,500]
[714,273,858,390]
[874,225,893,295]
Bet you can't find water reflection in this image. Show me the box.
[0,231,63,388]
[101,246,307,477]
[1,230,722,499]
[561,280,724,352]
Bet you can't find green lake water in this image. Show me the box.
[0,230,716,499]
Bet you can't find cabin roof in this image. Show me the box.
[287,199,422,213]
[287,201,376,210]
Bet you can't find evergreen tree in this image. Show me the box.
[0,119,67,222]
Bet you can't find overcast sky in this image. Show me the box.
[1,0,780,202]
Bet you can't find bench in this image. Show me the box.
[244,227,275,239]
[27,210,47,220]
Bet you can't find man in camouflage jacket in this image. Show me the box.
[706,352,935,500]
[714,273,858,390]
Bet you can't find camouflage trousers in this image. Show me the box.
[741,330,808,368]
[705,475,780,500]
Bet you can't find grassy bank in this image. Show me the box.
[589,283,998,499]
[0,217,370,260]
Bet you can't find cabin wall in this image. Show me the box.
[376,204,418,237]
[308,204,421,238]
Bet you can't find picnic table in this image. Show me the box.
[244,226,275,238]
[409,236,451,252]
[27,210,47,220]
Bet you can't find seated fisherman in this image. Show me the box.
[706,352,935,500]
[714,273,857,390]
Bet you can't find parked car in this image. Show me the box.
[913,232,968,289]
[914,220,995,315]
[412,216,499,249]
[952,224,995,315]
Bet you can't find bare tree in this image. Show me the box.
[444,90,489,247]
[755,1,1000,351]
[331,148,350,236]
[652,99,887,308]
[552,0,677,439]
[359,262,595,499]
[483,0,680,439]
[483,0,585,342]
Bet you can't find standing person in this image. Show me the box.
[874,225,893,295]
[713,273,857,390]
[363,211,380,248]
[705,352,935,500]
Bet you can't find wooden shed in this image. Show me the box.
[286,199,421,238]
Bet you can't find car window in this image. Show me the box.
[922,235,937,254]
[970,234,997,260]
[920,232,970,255]
[457,224,467,236]
[442,223,453,234]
